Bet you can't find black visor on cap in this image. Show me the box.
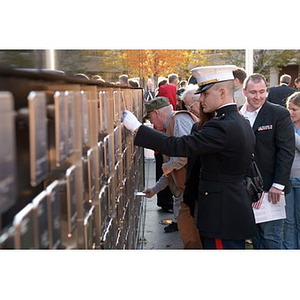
[194,83,215,94]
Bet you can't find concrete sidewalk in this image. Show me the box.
[138,158,183,250]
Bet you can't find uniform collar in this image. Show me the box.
[216,103,237,117]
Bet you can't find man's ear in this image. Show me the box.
[219,87,226,99]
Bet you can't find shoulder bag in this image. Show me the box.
[244,154,264,202]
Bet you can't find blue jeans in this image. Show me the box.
[252,219,283,249]
[283,178,300,249]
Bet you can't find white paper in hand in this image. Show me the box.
[252,192,286,224]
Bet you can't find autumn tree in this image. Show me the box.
[2,49,298,86]
[119,49,208,86]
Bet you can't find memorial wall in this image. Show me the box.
[0,69,145,249]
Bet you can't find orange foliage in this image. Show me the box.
[121,50,207,80]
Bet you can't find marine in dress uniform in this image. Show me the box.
[122,65,257,249]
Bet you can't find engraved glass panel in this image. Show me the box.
[32,190,49,249]
[65,91,75,156]
[80,90,89,145]
[28,91,48,186]
[66,165,77,235]
[46,180,61,249]
[0,92,17,213]
[54,91,67,165]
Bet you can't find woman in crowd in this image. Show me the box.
[283,92,300,249]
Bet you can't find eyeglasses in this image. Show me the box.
[185,100,199,110]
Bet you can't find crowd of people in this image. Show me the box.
[73,73,141,88]
[73,65,300,250]
[122,65,300,250]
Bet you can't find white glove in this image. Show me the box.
[122,110,142,132]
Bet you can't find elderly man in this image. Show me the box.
[266,74,296,107]
[123,65,257,249]
[142,96,198,239]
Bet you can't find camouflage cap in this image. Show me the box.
[144,96,171,117]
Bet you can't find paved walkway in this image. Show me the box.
[138,158,183,250]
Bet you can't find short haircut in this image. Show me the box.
[232,68,247,84]
[244,73,267,89]
[119,74,128,83]
[212,80,235,97]
[168,74,178,83]
[280,74,292,84]
[182,84,198,102]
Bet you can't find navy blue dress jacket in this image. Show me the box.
[134,104,257,240]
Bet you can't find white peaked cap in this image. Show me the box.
[191,65,237,94]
